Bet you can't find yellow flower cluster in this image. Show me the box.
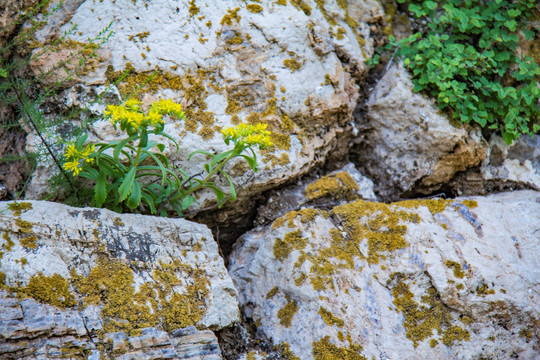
[104,98,184,133]
[221,123,273,148]
[62,143,95,175]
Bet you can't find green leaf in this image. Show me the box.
[126,181,141,210]
[181,195,195,211]
[240,154,257,171]
[211,150,234,167]
[95,171,107,207]
[118,167,136,202]
[222,172,236,203]
[423,1,437,11]
[156,143,165,152]
[504,20,517,31]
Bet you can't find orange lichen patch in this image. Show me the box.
[305,172,359,201]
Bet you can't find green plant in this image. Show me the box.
[63,98,273,216]
[0,0,114,200]
[377,0,539,144]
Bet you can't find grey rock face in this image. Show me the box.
[229,191,540,359]
[25,0,383,215]
[355,63,488,200]
[0,200,238,359]
[255,163,376,227]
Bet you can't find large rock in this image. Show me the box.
[24,0,384,214]
[0,200,238,358]
[228,191,540,359]
[354,63,488,200]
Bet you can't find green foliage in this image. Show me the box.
[0,0,114,199]
[382,0,539,143]
[64,99,273,217]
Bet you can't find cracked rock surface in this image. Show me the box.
[228,190,540,359]
[0,200,238,359]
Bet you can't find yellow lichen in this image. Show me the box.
[283,58,302,72]
[277,295,298,327]
[2,232,14,251]
[389,273,470,348]
[318,306,344,328]
[312,336,366,360]
[290,0,312,15]
[281,342,300,360]
[519,328,532,342]
[246,4,263,13]
[445,260,466,279]
[475,283,495,297]
[305,172,359,201]
[220,7,241,25]
[7,202,33,216]
[441,325,470,346]
[188,0,199,17]
[294,273,307,286]
[462,200,478,209]
[266,286,279,299]
[24,273,77,309]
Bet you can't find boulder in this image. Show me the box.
[0,200,239,358]
[354,63,488,200]
[255,163,376,227]
[24,0,384,216]
[229,190,540,359]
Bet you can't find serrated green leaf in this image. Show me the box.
[126,181,141,210]
[118,167,136,202]
[95,171,107,207]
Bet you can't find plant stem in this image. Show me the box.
[8,75,74,187]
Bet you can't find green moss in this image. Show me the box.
[266,286,279,299]
[247,4,263,13]
[305,172,359,201]
[318,306,344,328]
[7,202,33,216]
[277,295,298,327]
[445,260,466,278]
[312,336,366,360]
[283,58,302,72]
[24,273,77,309]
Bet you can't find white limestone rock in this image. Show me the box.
[356,63,488,199]
[25,0,384,214]
[228,191,540,359]
[481,134,540,191]
[0,200,239,334]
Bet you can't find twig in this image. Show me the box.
[8,75,74,187]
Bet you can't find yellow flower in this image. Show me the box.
[63,159,81,175]
[145,110,163,126]
[152,99,183,116]
[64,144,79,159]
[124,98,141,110]
[221,123,273,149]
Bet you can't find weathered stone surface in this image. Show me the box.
[229,191,540,359]
[25,0,384,215]
[355,63,488,200]
[0,291,223,359]
[481,134,540,191]
[0,200,238,358]
[255,163,376,227]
